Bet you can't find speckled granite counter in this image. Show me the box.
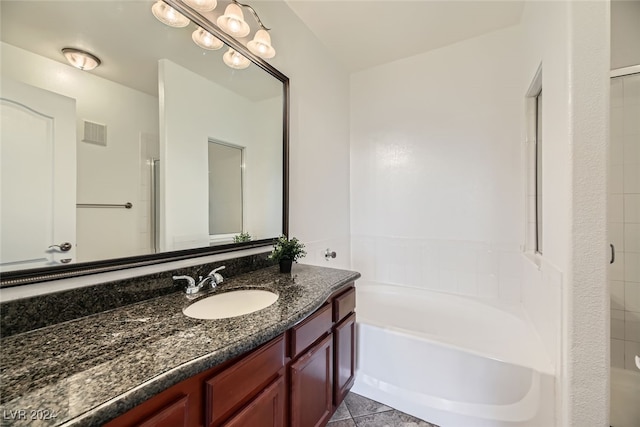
[0,264,360,427]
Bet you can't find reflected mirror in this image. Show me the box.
[0,0,288,285]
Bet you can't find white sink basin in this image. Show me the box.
[183,289,278,320]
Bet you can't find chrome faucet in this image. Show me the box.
[173,266,226,295]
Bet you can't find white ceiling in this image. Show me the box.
[284,0,525,72]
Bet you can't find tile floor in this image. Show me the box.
[328,392,440,427]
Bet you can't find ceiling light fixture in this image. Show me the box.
[192,26,223,50]
[61,48,101,71]
[151,0,190,27]
[183,0,217,13]
[222,48,250,69]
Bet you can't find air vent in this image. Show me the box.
[82,120,107,146]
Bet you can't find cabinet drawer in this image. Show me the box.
[138,396,189,427]
[333,286,355,323]
[290,303,332,358]
[206,335,285,427]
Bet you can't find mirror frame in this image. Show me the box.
[0,0,289,287]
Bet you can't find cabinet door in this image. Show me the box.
[334,313,356,406]
[222,376,285,427]
[290,334,333,427]
[138,396,189,427]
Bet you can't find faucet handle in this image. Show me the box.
[208,266,226,285]
[173,275,201,295]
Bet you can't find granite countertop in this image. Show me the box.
[0,264,360,427]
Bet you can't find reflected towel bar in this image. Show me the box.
[77,202,133,209]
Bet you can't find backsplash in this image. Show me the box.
[0,251,275,337]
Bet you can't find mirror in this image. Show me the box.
[0,0,288,286]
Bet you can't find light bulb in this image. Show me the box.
[192,27,223,50]
[248,29,275,59]
[217,4,250,37]
[183,0,217,12]
[223,48,250,70]
[61,48,101,71]
[151,1,189,28]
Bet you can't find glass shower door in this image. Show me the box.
[609,71,640,427]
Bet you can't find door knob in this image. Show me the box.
[49,242,72,252]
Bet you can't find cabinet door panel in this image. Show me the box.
[290,334,333,427]
[334,313,356,406]
[222,376,285,427]
[138,396,189,427]
[206,335,285,426]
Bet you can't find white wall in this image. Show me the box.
[350,25,525,303]
[1,42,159,262]
[159,59,282,250]
[260,1,352,269]
[519,1,610,426]
[611,0,640,70]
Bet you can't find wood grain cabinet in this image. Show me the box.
[334,312,356,406]
[106,283,356,427]
[332,286,356,407]
[290,334,334,427]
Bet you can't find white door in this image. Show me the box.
[0,78,76,271]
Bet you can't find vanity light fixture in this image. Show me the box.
[183,0,217,13]
[152,0,276,70]
[151,0,190,28]
[247,29,275,59]
[218,0,276,60]
[192,26,223,50]
[217,3,250,37]
[222,48,250,69]
[61,48,101,71]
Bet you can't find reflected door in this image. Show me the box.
[0,78,76,271]
[208,140,243,238]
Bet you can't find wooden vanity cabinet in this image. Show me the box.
[332,287,357,406]
[106,283,356,427]
[289,304,334,427]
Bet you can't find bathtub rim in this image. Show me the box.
[355,280,555,375]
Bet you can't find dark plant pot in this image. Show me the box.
[279,259,293,273]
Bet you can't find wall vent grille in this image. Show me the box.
[82,120,107,146]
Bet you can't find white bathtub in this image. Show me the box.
[610,367,640,427]
[351,282,555,427]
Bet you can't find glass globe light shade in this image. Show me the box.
[151,1,189,28]
[61,48,101,71]
[247,29,275,59]
[192,27,223,50]
[183,0,217,12]
[223,48,250,70]
[217,4,250,37]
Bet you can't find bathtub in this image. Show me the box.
[610,367,640,427]
[351,282,555,427]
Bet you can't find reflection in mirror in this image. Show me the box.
[0,0,286,280]
[209,140,244,240]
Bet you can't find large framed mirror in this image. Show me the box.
[0,0,289,287]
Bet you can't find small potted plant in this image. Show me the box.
[233,232,252,243]
[268,235,306,273]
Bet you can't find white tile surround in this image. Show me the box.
[610,73,640,373]
[351,235,562,370]
[351,236,523,303]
